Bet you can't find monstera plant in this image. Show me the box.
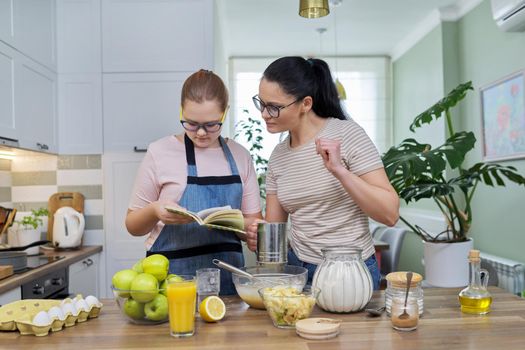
[382,81,525,243]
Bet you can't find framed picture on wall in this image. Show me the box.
[480,70,525,161]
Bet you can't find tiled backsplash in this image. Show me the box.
[0,154,104,244]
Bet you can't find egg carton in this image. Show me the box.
[0,294,102,337]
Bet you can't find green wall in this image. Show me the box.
[456,1,525,262]
[394,0,525,274]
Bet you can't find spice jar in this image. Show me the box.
[385,271,424,316]
[391,296,419,331]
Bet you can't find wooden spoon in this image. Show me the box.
[398,271,413,320]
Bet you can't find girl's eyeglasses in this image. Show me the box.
[179,107,227,133]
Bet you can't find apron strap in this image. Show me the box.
[184,134,198,176]
[147,242,242,260]
[218,137,240,176]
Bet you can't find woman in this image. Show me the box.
[246,57,399,289]
[126,69,262,295]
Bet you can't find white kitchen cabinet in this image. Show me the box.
[69,253,100,297]
[58,74,103,154]
[13,0,56,71]
[103,72,187,152]
[102,0,213,72]
[103,153,147,297]
[57,0,101,74]
[0,41,17,141]
[0,287,21,306]
[0,0,15,46]
[56,0,102,154]
[15,54,58,154]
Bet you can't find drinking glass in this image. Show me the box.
[196,268,220,307]
[167,275,197,337]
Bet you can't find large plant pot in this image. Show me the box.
[423,239,473,287]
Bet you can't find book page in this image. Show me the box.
[164,206,203,225]
[197,205,232,220]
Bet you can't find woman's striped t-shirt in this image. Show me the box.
[265,118,384,264]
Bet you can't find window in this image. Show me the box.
[229,57,391,161]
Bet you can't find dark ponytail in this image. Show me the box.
[262,56,346,120]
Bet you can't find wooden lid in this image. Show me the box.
[468,249,480,262]
[296,329,339,340]
[385,271,423,288]
[295,318,341,335]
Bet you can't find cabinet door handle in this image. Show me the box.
[83,258,94,267]
[133,146,147,152]
[36,142,49,150]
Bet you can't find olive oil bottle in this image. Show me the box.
[458,250,492,314]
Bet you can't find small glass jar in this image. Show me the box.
[385,271,424,316]
[391,296,419,331]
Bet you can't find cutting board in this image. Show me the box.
[0,265,13,280]
[47,192,85,242]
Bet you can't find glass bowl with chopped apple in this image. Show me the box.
[258,286,320,328]
[231,265,308,309]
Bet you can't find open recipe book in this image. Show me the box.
[164,205,246,236]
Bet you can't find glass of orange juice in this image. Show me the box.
[167,275,197,337]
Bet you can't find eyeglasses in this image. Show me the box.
[179,108,226,133]
[252,95,301,118]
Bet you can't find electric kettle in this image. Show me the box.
[53,206,85,248]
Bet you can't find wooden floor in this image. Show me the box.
[1,287,525,349]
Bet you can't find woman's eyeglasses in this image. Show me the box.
[179,108,226,133]
[252,95,300,118]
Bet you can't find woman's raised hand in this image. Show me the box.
[315,137,345,174]
[153,201,194,225]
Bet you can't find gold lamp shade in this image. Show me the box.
[335,78,347,100]
[299,0,330,18]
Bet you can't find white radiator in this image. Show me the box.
[480,252,525,296]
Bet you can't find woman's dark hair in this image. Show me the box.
[181,69,228,111]
[262,57,346,120]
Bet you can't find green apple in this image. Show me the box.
[144,294,169,321]
[132,258,144,273]
[130,273,159,303]
[123,298,145,320]
[142,254,169,282]
[112,269,139,298]
[159,274,184,296]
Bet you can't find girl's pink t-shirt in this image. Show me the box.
[128,135,262,249]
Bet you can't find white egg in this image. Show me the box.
[32,311,51,326]
[85,295,100,308]
[75,299,90,312]
[47,306,65,320]
[61,302,78,316]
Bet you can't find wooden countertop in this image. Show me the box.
[0,246,102,294]
[2,287,524,349]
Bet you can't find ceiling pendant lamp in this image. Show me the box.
[299,0,330,19]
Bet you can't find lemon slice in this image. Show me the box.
[199,296,226,322]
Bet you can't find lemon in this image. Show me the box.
[199,296,226,322]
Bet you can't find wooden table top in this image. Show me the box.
[2,287,525,349]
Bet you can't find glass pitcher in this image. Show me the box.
[458,249,492,314]
[312,248,373,313]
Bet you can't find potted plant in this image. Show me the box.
[8,209,47,255]
[382,81,525,287]
[234,110,269,199]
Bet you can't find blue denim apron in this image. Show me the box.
[147,134,244,295]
